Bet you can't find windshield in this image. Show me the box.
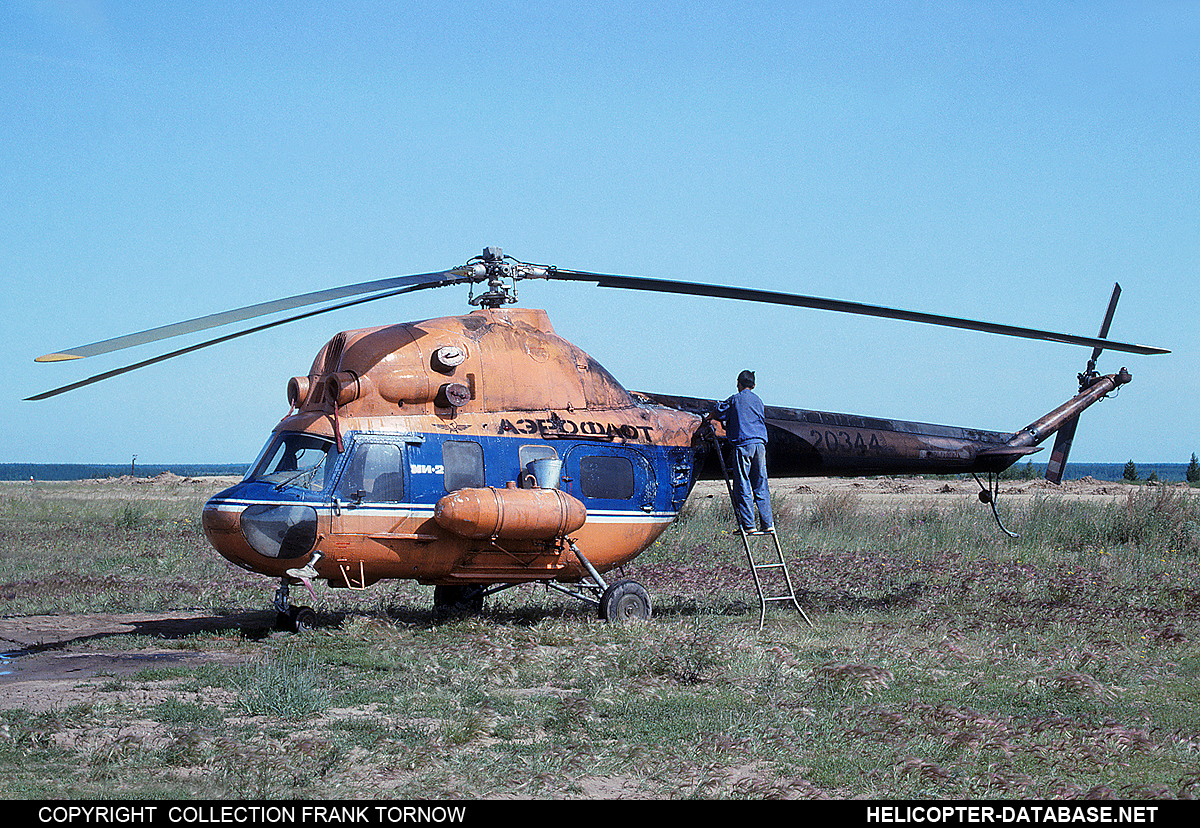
[246,433,340,492]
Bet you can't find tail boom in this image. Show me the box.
[639,369,1133,482]
[1004,369,1131,454]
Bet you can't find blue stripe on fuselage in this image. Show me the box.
[209,430,699,517]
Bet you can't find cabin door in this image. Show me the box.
[562,443,656,515]
[328,438,411,543]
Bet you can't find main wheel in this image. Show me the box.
[277,605,317,633]
[433,584,486,618]
[599,579,652,622]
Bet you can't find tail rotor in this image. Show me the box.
[1045,283,1122,484]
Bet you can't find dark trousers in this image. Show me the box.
[733,439,773,531]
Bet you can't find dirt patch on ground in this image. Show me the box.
[75,473,243,488]
[692,474,1158,509]
[0,610,269,712]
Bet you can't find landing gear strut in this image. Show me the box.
[974,472,1019,539]
[544,542,653,623]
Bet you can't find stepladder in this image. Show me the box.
[736,524,814,631]
[706,427,815,630]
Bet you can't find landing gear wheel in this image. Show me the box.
[599,579,652,623]
[276,605,316,633]
[433,584,486,618]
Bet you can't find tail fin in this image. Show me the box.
[1045,416,1078,484]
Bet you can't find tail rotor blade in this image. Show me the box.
[1087,283,1122,370]
[1047,284,1123,484]
[1096,283,1121,342]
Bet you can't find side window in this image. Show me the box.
[519,444,560,488]
[519,444,557,468]
[443,440,484,492]
[580,455,635,500]
[336,442,404,503]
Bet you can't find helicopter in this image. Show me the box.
[30,247,1169,630]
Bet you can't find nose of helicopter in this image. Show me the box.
[202,490,319,569]
[239,503,319,559]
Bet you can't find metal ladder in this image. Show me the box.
[706,429,814,630]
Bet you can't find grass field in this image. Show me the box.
[1,476,1198,799]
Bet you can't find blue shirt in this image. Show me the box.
[713,389,768,447]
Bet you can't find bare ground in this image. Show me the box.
[694,473,1143,507]
[0,610,269,712]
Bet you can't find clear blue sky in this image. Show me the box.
[3,2,1196,466]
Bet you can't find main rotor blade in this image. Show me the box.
[26,282,439,401]
[35,269,471,363]
[545,270,1169,356]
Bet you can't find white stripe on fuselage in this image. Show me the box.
[205,498,676,524]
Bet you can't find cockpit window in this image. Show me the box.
[247,433,339,492]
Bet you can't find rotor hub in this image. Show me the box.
[467,247,519,309]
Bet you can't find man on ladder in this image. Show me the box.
[711,370,773,534]
[705,371,813,629]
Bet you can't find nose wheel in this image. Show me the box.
[273,579,317,633]
[277,605,317,633]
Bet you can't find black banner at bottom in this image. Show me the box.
[11,799,1196,826]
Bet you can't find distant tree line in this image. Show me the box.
[2,463,247,481]
[1122,455,1200,484]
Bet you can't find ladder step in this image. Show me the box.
[752,563,785,571]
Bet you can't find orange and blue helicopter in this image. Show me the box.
[31,248,1168,630]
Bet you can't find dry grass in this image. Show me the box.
[0,477,1198,799]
